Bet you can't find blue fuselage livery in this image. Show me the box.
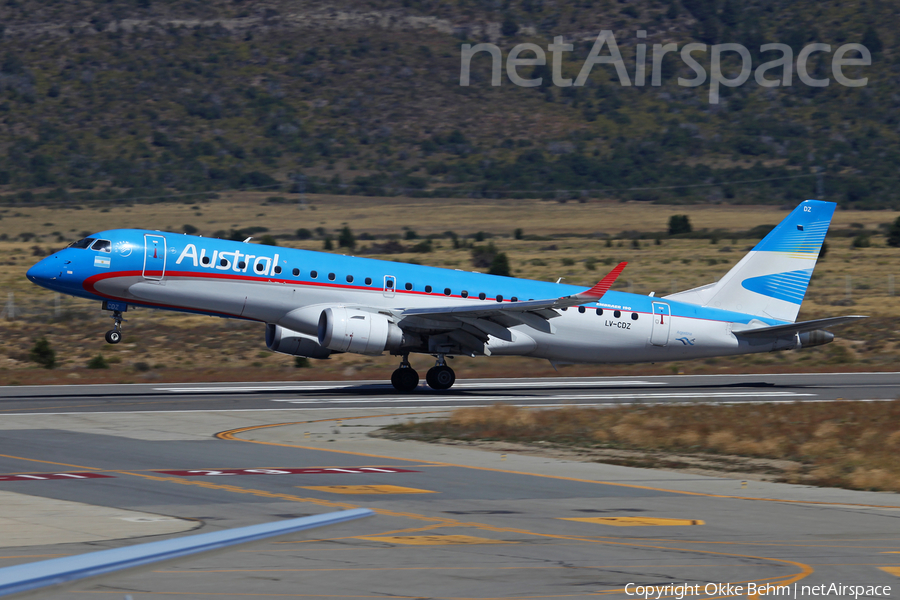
[26,200,864,392]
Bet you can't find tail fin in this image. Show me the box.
[665,200,835,323]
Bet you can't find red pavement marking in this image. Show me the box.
[155,467,419,477]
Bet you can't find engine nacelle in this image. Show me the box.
[798,329,834,348]
[266,324,333,359]
[317,307,404,355]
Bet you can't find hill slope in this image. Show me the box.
[0,0,897,207]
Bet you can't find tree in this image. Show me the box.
[886,217,900,248]
[29,338,56,369]
[323,237,334,250]
[337,226,355,249]
[501,16,518,37]
[668,215,692,235]
[489,252,512,277]
[861,26,883,55]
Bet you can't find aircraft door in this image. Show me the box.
[143,234,167,281]
[383,275,396,298]
[650,302,671,346]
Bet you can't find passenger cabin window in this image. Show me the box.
[443,288,451,296]
[425,285,433,293]
[478,292,486,300]
[614,310,621,318]
[274,266,282,274]
[346,275,354,283]
[461,290,468,298]
[596,308,603,316]
[239,261,246,269]
[292,268,300,276]
[631,312,639,320]
[202,256,211,265]
[496,295,503,302]
[328,273,336,281]
[387,280,394,288]
[91,239,111,252]
[69,237,96,249]
[255,263,265,272]
[310,270,318,278]
[405,282,412,291]
[220,258,228,267]
[578,306,585,313]
[365,277,373,285]
[511,297,518,302]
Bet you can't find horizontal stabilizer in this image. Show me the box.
[733,315,867,338]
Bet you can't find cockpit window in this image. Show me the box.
[68,237,96,249]
[91,239,111,252]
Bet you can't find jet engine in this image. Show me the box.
[317,307,404,355]
[266,324,333,359]
[798,329,834,348]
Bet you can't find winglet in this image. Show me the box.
[575,262,627,300]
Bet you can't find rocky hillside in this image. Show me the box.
[0,0,896,207]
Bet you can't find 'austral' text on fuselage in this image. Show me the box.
[176,243,280,276]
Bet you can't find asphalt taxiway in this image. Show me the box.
[0,374,898,599]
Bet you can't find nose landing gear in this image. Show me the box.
[101,301,128,344]
[105,310,124,344]
[425,355,456,390]
[390,355,419,393]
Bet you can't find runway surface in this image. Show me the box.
[0,374,898,599]
[0,371,899,414]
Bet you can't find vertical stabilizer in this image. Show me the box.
[664,200,835,323]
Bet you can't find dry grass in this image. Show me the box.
[386,401,900,493]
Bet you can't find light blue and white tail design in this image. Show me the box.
[666,200,835,323]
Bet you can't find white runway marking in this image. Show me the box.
[271,391,816,404]
[154,380,665,393]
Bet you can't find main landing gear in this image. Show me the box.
[390,355,419,393]
[425,355,456,391]
[390,354,457,393]
[104,310,124,344]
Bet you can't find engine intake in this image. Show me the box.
[317,307,404,355]
[266,324,333,359]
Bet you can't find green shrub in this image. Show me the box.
[87,354,109,369]
[29,338,55,369]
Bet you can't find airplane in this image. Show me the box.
[26,199,864,392]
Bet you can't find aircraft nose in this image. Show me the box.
[26,255,59,286]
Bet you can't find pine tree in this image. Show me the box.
[886,217,900,248]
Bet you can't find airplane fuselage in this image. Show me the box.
[27,229,793,365]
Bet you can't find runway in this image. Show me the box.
[0,374,898,599]
[0,371,898,413]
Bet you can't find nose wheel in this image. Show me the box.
[105,310,124,344]
[425,355,456,390]
[390,356,419,393]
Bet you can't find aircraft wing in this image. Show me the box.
[397,263,626,344]
[733,315,868,338]
[0,509,372,599]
